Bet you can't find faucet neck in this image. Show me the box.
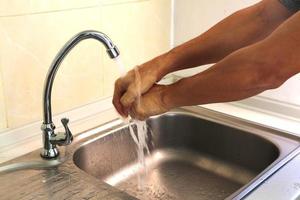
[42,30,120,124]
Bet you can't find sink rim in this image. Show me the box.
[71,106,300,200]
[74,107,300,155]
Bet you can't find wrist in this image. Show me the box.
[160,83,180,111]
[154,50,179,79]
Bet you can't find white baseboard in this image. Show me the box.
[232,96,300,123]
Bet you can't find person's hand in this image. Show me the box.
[129,84,169,120]
[113,57,167,118]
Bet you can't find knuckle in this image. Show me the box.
[115,78,122,87]
[112,99,117,106]
[112,93,120,104]
[126,89,135,98]
[127,70,135,77]
[120,96,130,107]
[128,85,138,96]
[115,79,120,88]
[120,98,126,106]
[135,108,145,120]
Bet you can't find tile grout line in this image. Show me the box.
[0,0,150,18]
[0,52,8,130]
[0,4,100,18]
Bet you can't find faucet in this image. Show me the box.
[40,30,120,159]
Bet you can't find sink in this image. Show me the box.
[73,107,299,200]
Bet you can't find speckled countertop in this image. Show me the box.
[0,120,137,200]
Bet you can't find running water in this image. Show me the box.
[113,56,150,190]
[113,56,126,76]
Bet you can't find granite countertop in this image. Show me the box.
[0,120,137,200]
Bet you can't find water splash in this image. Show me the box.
[114,57,150,190]
[129,120,150,189]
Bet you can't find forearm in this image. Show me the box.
[126,6,300,120]
[157,0,293,78]
[162,9,300,109]
[162,48,272,108]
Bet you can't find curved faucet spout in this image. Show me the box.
[41,30,120,159]
[43,30,119,124]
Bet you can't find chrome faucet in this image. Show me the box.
[41,30,120,159]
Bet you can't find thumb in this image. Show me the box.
[120,86,139,108]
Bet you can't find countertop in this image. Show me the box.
[0,119,137,200]
[245,152,300,200]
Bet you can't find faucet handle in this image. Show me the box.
[58,118,73,146]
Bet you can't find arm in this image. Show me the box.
[113,0,293,117]
[158,0,293,76]
[130,11,300,120]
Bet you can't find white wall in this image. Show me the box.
[174,0,259,46]
[173,0,300,107]
[173,0,259,76]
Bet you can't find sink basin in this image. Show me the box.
[73,107,299,200]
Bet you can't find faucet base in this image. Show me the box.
[40,147,59,159]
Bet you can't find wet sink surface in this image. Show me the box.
[73,109,299,200]
[104,149,248,200]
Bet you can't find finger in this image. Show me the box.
[113,70,138,115]
[129,103,147,121]
[129,107,142,120]
[113,97,127,117]
[120,84,139,108]
[113,79,128,117]
[113,90,126,117]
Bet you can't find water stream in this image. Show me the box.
[114,56,150,190]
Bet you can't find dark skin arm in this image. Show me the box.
[130,10,300,120]
[113,0,295,119]
[160,0,293,74]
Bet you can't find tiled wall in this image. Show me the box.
[0,0,171,130]
[0,71,6,130]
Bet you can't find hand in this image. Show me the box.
[113,56,167,117]
[129,85,169,120]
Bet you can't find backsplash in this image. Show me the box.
[0,0,171,130]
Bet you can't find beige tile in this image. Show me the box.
[0,0,171,130]
[101,0,171,96]
[0,70,7,130]
[101,0,149,6]
[0,6,105,128]
[0,1,153,18]
[0,0,100,17]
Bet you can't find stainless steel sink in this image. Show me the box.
[73,107,300,200]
